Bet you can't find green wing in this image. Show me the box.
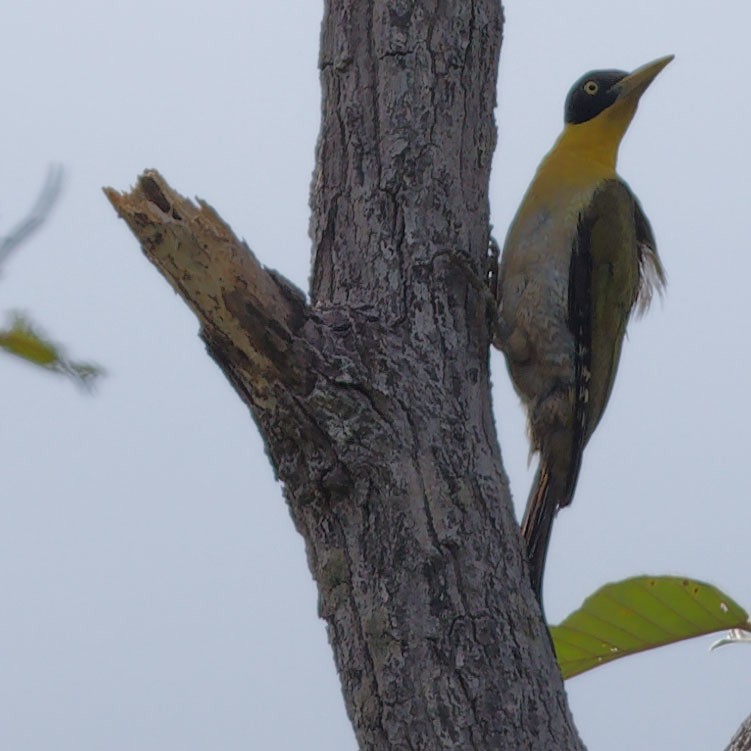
[567,180,647,456]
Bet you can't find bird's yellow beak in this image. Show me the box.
[613,55,674,101]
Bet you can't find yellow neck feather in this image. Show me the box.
[513,98,641,219]
[547,97,639,175]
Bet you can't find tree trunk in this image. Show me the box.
[106,1,585,748]
[727,714,751,751]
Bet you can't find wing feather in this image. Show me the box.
[633,197,667,315]
[565,215,593,504]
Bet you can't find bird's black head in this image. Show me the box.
[564,70,628,124]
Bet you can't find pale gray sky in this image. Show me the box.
[2,1,749,749]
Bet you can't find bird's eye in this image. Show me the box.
[583,80,599,95]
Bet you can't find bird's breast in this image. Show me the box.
[497,167,613,372]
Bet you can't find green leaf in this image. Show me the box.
[550,576,751,680]
[0,312,104,389]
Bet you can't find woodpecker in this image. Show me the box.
[495,56,672,605]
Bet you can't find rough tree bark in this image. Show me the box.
[106,2,587,749]
[728,714,751,751]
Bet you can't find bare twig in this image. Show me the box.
[0,164,64,266]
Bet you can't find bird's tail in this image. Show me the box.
[521,425,585,606]
[520,462,558,605]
